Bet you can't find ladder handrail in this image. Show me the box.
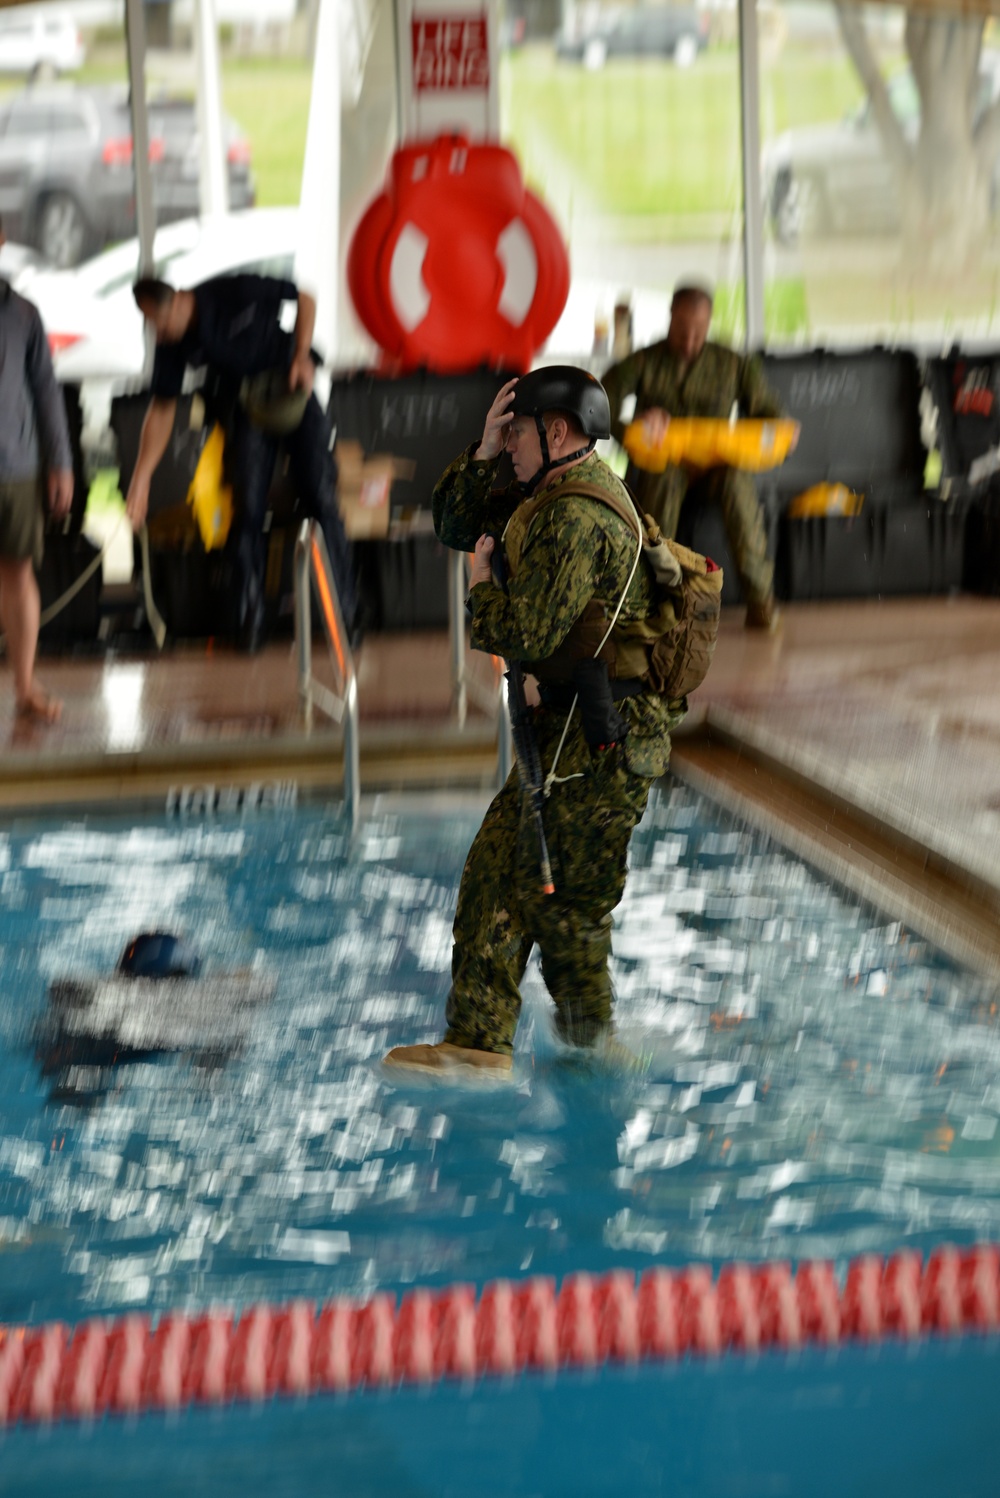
[294,520,360,832]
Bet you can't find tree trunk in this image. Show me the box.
[834,5,990,274]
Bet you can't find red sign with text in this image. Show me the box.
[411,15,489,92]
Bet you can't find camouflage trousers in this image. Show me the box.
[628,462,774,606]
[444,710,653,1055]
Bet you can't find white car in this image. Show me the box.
[17,207,299,451]
[0,8,85,75]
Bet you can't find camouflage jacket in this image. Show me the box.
[432,443,681,777]
[602,338,782,447]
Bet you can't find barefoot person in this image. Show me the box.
[0,218,74,722]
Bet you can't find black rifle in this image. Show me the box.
[489,538,555,896]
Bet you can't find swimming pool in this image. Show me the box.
[2,783,1000,1492]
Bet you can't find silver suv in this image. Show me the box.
[0,83,255,268]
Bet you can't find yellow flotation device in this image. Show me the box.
[186,422,233,550]
[786,482,864,518]
[623,417,800,474]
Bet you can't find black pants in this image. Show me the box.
[227,394,358,636]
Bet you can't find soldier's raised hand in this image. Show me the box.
[475,378,518,461]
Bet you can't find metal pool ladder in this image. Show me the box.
[294,520,360,830]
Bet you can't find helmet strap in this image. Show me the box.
[519,416,596,494]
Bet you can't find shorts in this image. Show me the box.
[0,475,44,567]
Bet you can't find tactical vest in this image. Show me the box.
[502,472,723,701]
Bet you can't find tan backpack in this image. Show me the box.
[545,479,724,702]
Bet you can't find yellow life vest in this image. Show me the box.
[186,423,234,551]
[623,416,799,474]
[786,482,864,518]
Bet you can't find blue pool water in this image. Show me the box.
[2,783,998,1329]
[2,783,1000,1494]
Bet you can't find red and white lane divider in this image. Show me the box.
[1,1245,998,1427]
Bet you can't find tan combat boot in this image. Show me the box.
[382,1040,513,1076]
[744,597,781,632]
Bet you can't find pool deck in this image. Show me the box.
[6,594,1000,959]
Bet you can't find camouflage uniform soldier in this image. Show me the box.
[602,281,782,629]
[384,367,683,1077]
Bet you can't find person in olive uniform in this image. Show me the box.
[602,280,782,629]
[384,367,684,1077]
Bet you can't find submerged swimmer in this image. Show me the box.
[39,931,275,1070]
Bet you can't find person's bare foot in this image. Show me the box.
[15,686,62,725]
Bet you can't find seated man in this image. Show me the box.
[602,279,782,630]
[127,272,358,651]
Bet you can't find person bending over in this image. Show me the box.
[127,271,358,652]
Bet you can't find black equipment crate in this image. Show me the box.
[781,514,877,601]
[61,382,89,537]
[330,369,513,632]
[876,502,965,594]
[963,495,1000,596]
[758,347,932,599]
[923,348,1000,594]
[145,525,312,643]
[673,490,779,607]
[329,368,516,517]
[923,349,1000,494]
[375,534,450,631]
[111,393,208,523]
[782,502,965,601]
[37,529,101,646]
[146,544,231,640]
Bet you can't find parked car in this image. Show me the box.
[0,84,255,269]
[557,5,710,68]
[17,207,299,451]
[764,59,1000,243]
[0,7,85,77]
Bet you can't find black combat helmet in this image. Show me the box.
[509,365,611,491]
[511,365,611,439]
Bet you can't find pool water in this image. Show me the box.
[2,781,998,1336]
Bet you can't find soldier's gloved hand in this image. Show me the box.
[469,533,495,587]
[475,378,518,461]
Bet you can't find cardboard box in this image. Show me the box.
[336,439,415,540]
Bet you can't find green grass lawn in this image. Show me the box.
[54,43,863,222]
[220,57,312,207]
[501,46,865,221]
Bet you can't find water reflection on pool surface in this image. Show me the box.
[1,784,998,1332]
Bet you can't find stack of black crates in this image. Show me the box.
[329,368,515,631]
[923,349,1000,597]
[111,393,307,640]
[677,348,967,602]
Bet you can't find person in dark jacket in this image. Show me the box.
[0,218,73,722]
[127,272,358,652]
